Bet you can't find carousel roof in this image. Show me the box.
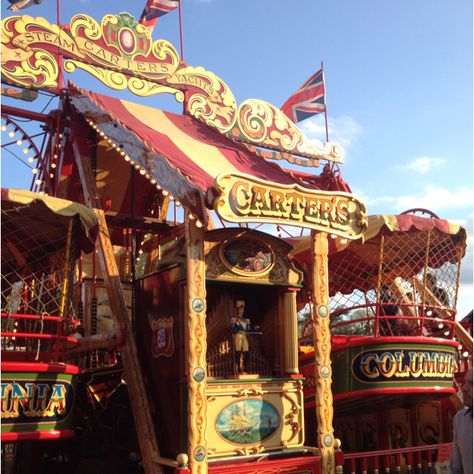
[69,86,334,222]
[288,212,467,295]
[1,188,98,254]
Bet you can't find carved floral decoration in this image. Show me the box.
[1,12,342,164]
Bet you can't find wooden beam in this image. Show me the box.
[455,321,473,353]
[66,328,123,354]
[72,129,163,474]
[104,210,172,233]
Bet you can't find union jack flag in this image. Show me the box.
[139,0,179,32]
[281,69,326,123]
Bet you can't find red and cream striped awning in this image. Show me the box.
[69,86,332,223]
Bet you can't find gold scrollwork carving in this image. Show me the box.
[70,13,101,40]
[235,99,342,163]
[185,220,208,474]
[280,391,301,446]
[2,48,58,88]
[65,59,183,99]
[168,65,237,132]
[311,232,335,474]
[2,12,344,165]
[234,446,265,456]
[233,387,264,398]
[65,60,126,89]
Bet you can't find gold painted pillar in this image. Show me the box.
[283,289,299,374]
[185,218,208,474]
[310,231,335,474]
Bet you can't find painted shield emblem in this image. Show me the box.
[151,317,174,358]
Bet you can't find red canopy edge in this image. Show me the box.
[68,85,335,221]
[1,188,98,253]
[287,212,467,296]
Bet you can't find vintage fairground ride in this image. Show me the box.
[1,8,470,474]
[1,189,98,469]
[1,9,368,474]
[295,210,471,473]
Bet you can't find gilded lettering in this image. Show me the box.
[379,352,397,377]
[249,186,270,216]
[84,40,94,51]
[285,192,304,220]
[336,199,350,225]
[229,181,251,216]
[45,384,67,416]
[303,196,320,223]
[24,33,35,43]
[319,198,335,223]
[270,190,287,217]
[360,354,380,379]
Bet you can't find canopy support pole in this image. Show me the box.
[310,231,335,474]
[184,217,208,474]
[72,129,163,474]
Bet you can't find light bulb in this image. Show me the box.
[16,138,23,146]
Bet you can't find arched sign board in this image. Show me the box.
[214,172,368,239]
[1,12,342,166]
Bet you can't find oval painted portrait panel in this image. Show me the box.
[221,238,274,276]
[215,399,280,445]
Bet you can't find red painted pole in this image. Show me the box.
[178,0,185,62]
[57,0,63,88]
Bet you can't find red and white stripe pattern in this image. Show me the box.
[281,69,326,123]
[139,0,179,33]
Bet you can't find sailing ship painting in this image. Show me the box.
[216,399,280,444]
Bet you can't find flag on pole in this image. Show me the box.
[7,0,43,12]
[139,0,179,33]
[281,69,326,123]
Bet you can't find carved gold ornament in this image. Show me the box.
[2,12,343,164]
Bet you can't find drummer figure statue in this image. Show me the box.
[231,298,253,374]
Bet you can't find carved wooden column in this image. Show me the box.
[72,132,162,474]
[310,231,335,474]
[185,218,208,474]
[283,289,299,375]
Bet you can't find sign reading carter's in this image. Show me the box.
[214,172,367,238]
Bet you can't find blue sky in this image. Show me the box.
[1,0,472,316]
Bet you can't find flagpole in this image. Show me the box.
[57,0,63,88]
[321,61,329,143]
[178,0,185,62]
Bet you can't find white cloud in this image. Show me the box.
[299,114,362,158]
[368,186,473,213]
[456,283,473,319]
[391,156,445,174]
